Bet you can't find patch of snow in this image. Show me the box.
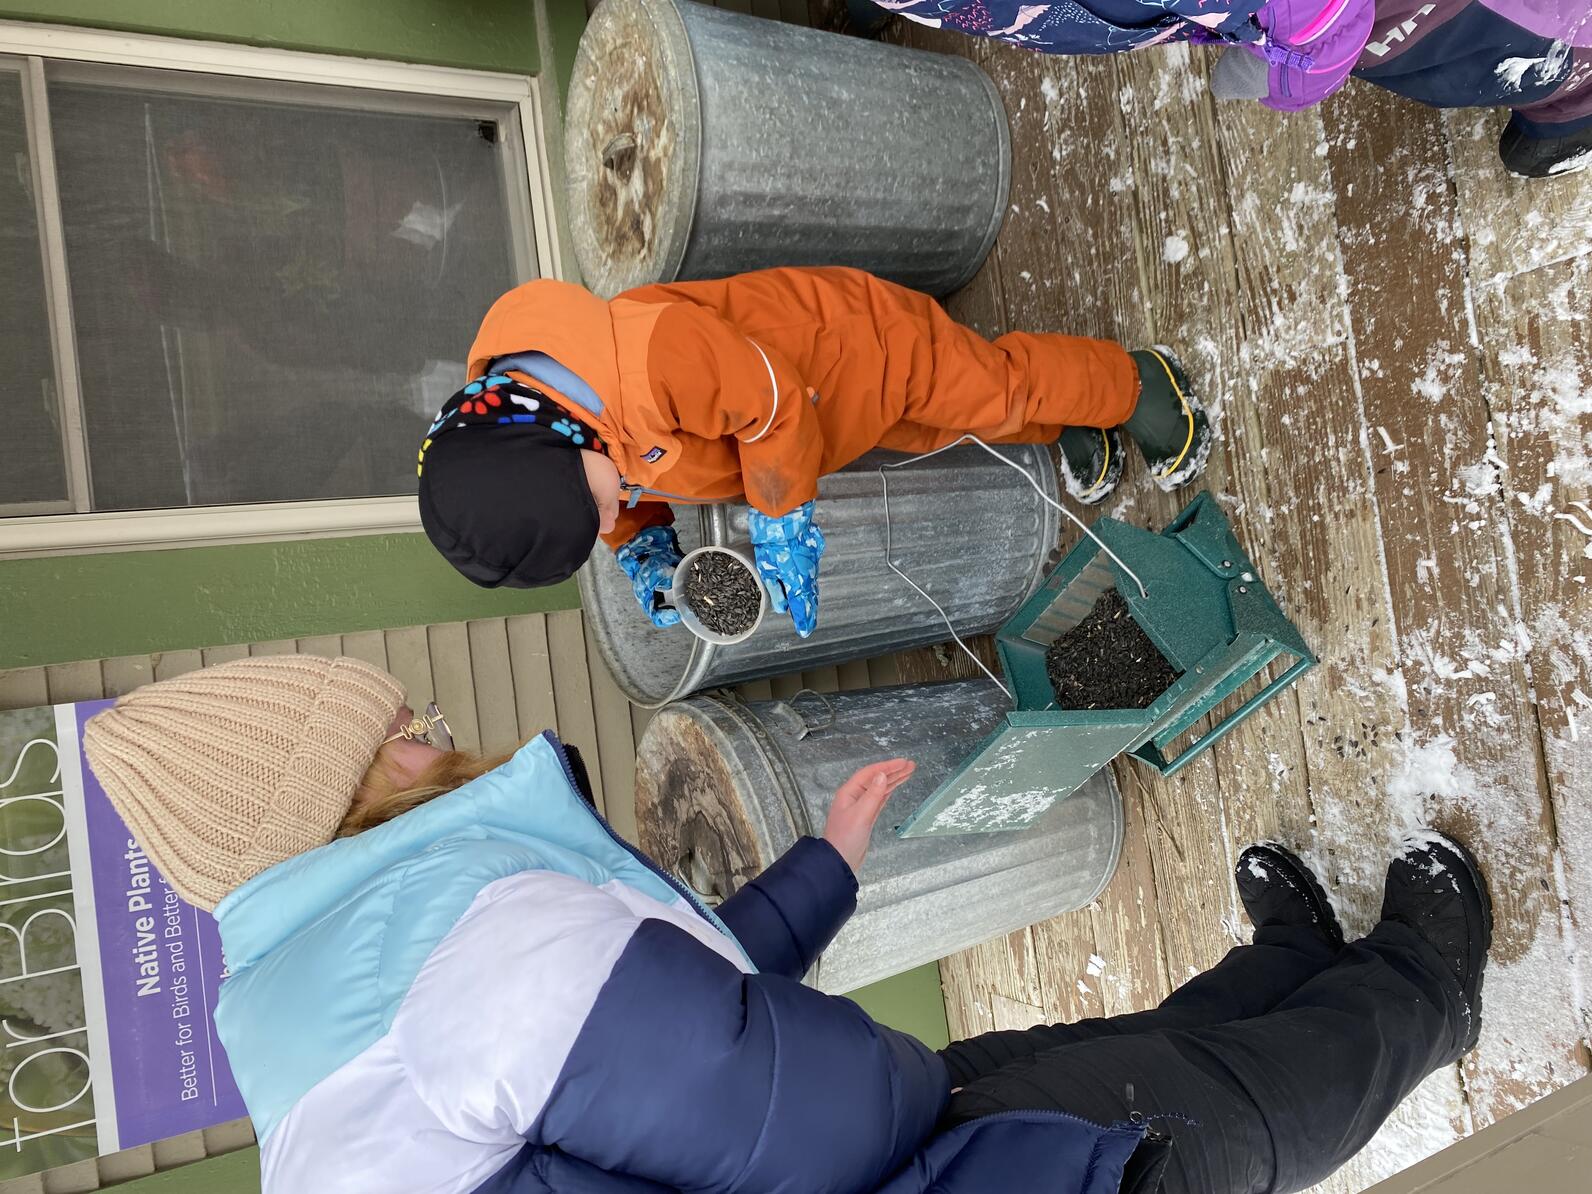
[1548,148,1592,177]
[1163,234,1190,265]
[1387,734,1466,820]
[1495,56,1548,91]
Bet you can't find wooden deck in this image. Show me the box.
[881,21,1592,1191]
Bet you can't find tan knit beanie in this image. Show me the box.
[83,655,406,911]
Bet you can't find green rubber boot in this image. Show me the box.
[1057,426,1124,506]
[1124,346,1211,492]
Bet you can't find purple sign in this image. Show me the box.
[73,701,245,1148]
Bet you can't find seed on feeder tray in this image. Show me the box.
[683,551,761,636]
[1044,588,1182,710]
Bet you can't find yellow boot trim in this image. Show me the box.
[1085,429,1113,496]
[1145,349,1195,480]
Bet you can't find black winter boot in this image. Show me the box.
[1380,831,1493,1051]
[1499,113,1592,179]
[1057,426,1125,506]
[1124,347,1211,492]
[1236,842,1345,948]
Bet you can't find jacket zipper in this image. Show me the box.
[959,1107,1145,1136]
[620,479,714,507]
[543,732,728,932]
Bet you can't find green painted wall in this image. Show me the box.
[116,1148,259,1194]
[852,962,952,1051]
[0,537,578,669]
[0,0,594,669]
[0,0,540,72]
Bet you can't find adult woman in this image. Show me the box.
[83,654,1490,1193]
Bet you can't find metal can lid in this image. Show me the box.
[564,0,702,298]
[635,697,798,903]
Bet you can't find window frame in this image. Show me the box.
[0,20,563,559]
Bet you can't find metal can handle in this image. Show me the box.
[768,688,836,739]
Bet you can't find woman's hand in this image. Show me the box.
[822,758,916,874]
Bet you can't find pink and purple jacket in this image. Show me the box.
[879,0,1591,127]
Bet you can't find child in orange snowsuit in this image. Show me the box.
[417,266,1208,636]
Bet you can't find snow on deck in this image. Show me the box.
[887,26,1592,1193]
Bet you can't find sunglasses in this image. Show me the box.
[383,702,454,752]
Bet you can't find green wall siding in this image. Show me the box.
[0,0,540,72]
[0,537,577,669]
[0,0,596,668]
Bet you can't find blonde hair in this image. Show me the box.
[337,743,512,837]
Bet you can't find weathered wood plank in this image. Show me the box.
[1111,55,1326,945]
[768,672,804,700]
[630,704,654,766]
[0,668,48,712]
[428,622,480,755]
[547,609,605,813]
[585,617,641,842]
[1042,46,1234,997]
[199,643,249,667]
[466,619,521,757]
[1469,251,1592,1051]
[100,655,155,698]
[1088,777,1172,1018]
[1031,908,1107,1026]
[799,665,841,694]
[36,1161,95,1194]
[295,634,342,658]
[150,1130,207,1169]
[382,626,436,714]
[93,1145,155,1182]
[247,639,298,657]
[864,653,904,689]
[505,614,558,740]
[152,650,204,682]
[45,661,103,705]
[1325,81,1586,1122]
[736,678,775,701]
[200,1117,256,1156]
[339,630,388,671]
[1443,106,1592,290]
[836,658,872,692]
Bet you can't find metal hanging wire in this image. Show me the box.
[878,435,1150,699]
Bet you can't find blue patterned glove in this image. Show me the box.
[747,501,825,639]
[615,526,683,629]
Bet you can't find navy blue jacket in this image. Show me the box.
[215,735,1144,1192]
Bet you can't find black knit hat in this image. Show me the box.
[417,376,605,589]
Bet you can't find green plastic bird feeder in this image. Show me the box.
[898,493,1315,838]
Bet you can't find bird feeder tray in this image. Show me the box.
[897,493,1314,838]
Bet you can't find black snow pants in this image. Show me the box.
[940,920,1469,1194]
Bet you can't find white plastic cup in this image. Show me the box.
[668,545,767,645]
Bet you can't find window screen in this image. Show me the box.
[0,66,67,508]
[4,59,528,515]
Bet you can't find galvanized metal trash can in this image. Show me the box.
[580,444,1061,707]
[635,682,1124,993]
[565,0,1011,298]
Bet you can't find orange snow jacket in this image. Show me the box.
[466,266,1137,550]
